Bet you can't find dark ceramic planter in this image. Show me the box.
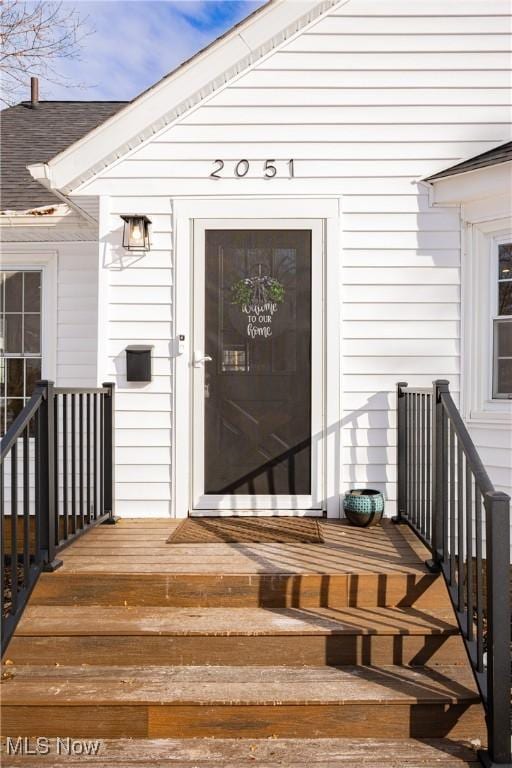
[343,489,385,527]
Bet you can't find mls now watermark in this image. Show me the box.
[5,737,103,756]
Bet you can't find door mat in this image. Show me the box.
[167,517,324,544]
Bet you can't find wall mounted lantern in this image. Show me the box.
[121,214,151,250]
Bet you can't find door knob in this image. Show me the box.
[193,352,213,367]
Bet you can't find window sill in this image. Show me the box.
[467,404,512,429]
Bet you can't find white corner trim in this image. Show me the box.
[1,246,58,383]
[27,0,346,195]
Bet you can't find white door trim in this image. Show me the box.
[192,219,323,514]
[172,197,342,519]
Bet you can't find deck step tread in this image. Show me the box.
[0,738,481,766]
[16,606,458,637]
[2,664,480,706]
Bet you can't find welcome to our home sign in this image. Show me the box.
[210,159,295,178]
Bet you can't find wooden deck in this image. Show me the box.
[1,518,486,766]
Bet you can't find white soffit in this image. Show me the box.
[28,0,346,195]
[429,162,512,206]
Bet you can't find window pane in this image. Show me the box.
[24,314,40,354]
[497,319,512,357]
[5,314,22,353]
[7,358,24,398]
[499,281,512,316]
[6,398,24,429]
[498,243,512,280]
[0,356,4,398]
[497,358,512,395]
[24,271,41,312]
[5,272,23,312]
[26,358,41,395]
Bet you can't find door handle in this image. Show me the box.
[193,352,213,368]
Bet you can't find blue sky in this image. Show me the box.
[45,1,267,101]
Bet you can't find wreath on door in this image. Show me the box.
[230,264,285,309]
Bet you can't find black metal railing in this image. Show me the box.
[396,380,511,766]
[1,380,115,654]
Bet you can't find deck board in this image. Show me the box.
[15,605,458,636]
[0,738,481,766]
[2,664,480,705]
[54,519,433,576]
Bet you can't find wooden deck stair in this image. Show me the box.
[1,519,486,766]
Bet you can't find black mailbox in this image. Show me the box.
[126,345,153,382]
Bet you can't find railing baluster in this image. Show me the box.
[0,461,4,622]
[79,393,84,528]
[38,381,60,572]
[93,394,98,520]
[475,491,484,674]
[35,408,41,563]
[420,393,426,536]
[23,426,30,588]
[457,441,464,612]
[449,423,456,586]
[100,394,104,515]
[394,382,408,523]
[10,441,18,616]
[54,394,59,546]
[102,382,116,522]
[407,394,411,519]
[466,469,473,641]
[426,393,431,542]
[412,393,417,527]
[71,393,76,534]
[86,393,91,524]
[62,393,68,540]
[441,406,449,567]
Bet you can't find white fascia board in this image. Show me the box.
[27,0,342,195]
[430,162,512,206]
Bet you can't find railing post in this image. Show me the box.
[427,379,450,573]
[101,382,118,524]
[393,382,408,524]
[479,491,511,767]
[37,380,62,572]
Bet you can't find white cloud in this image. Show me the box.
[40,0,267,101]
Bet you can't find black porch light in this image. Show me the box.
[121,214,151,250]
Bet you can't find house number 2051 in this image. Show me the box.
[210,159,295,179]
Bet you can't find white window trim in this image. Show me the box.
[1,248,57,383]
[462,217,512,427]
[493,235,512,399]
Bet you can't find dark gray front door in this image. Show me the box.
[203,229,312,496]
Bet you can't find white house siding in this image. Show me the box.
[75,0,512,518]
[57,242,99,387]
[101,200,173,517]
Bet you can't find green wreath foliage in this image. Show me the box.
[230,276,285,307]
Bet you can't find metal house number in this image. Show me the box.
[210,159,295,179]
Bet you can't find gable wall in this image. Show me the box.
[81,0,512,516]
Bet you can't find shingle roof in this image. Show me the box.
[0,101,128,211]
[425,141,512,182]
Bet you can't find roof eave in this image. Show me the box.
[426,160,512,206]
